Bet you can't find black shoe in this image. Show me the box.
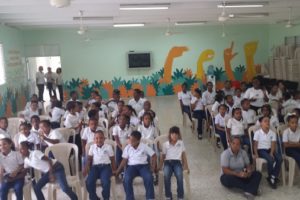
[266,177,277,189]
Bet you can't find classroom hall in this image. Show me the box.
[0,1,300,200]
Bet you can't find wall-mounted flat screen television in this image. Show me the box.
[128,52,151,68]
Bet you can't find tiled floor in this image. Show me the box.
[16,95,300,199]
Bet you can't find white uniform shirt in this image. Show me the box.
[243,87,265,107]
[122,142,155,165]
[0,128,10,139]
[130,116,140,127]
[88,143,114,165]
[282,128,300,143]
[212,101,220,114]
[24,150,56,173]
[128,98,145,114]
[25,101,43,111]
[191,97,204,111]
[18,132,40,145]
[227,118,246,136]
[255,115,279,129]
[162,140,185,160]
[23,108,39,122]
[64,113,80,128]
[253,128,276,149]
[242,109,257,125]
[50,107,65,123]
[56,73,63,85]
[112,125,132,145]
[36,71,45,85]
[202,90,216,106]
[223,88,235,96]
[107,100,118,112]
[215,113,229,128]
[0,151,23,174]
[81,127,104,144]
[233,96,242,108]
[137,124,158,140]
[45,72,54,83]
[178,91,192,106]
[43,129,65,147]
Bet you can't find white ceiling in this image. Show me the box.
[0,0,300,29]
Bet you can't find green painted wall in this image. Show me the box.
[22,24,270,82]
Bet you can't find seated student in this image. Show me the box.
[283,114,300,168]
[159,126,189,200]
[225,95,235,116]
[110,100,125,128]
[112,114,132,169]
[87,90,99,106]
[50,100,65,129]
[137,112,158,141]
[233,88,242,108]
[220,136,262,199]
[177,82,193,125]
[212,93,224,114]
[64,101,82,131]
[122,105,140,127]
[106,89,121,112]
[115,131,156,200]
[17,122,40,150]
[215,104,230,149]
[243,77,268,112]
[25,94,43,114]
[138,101,158,125]
[30,115,40,134]
[282,91,300,112]
[81,118,103,155]
[240,81,248,98]
[202,81,216,106]
[277,80,286,100]
[226,108,249,147]
[22,100,39,122]
[222,80,235,96]
[128,89,146,114]
[83,131,116,200]
[68,90,80,103]
[38,120,65,150]
[268,84,281,103]
[0,117,10,139]
[0,138,26,200]
[292,108,300,126]
[191,88,206,140]
[91,102,107,119]
[241,99,257,128]
[253,116,282,189]
[255,104,279,130]
[19,141,78,200]
[76,101,86,121]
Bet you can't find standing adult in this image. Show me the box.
[36,66,45,102]
[45,67,56,99]
[56,68,63,101]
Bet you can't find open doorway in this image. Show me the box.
[26,56,61,101]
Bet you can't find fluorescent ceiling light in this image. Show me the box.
[120,4,170,10]
[175,21,206,26]
[113,23,145,27]
[217,1,267,8]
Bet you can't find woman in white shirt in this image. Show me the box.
[283,114,300,168]
[56,68,63,101]
[178,83,193,124]
[253,116,282,189]
[243,77,268,112]
[191,88,206,140]
[159,126,189,200]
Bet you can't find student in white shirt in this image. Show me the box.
[19,141,78,200]
[128,89,145,114]
[38,120,64,150]
[222,80,235,96]
[241,99,257,127]
[24,94,43,113]
[81,118,102,155]
[225,95,235,116]
[191,88,206,140]
[106,89,121,112]
[0,138,26,200]
[215,104,230,149]
[202,81,216,106]
[17,122,40,150]
[243,77,268,112]
[137,112,158,141]
[83,131,116,200]
[36,66,45,102]
[255,104,279,130]
[112,114,132,168]
[253,116,282,189]
[283,114,300,168]
[122,105,140,127]
[138,101,159,126]
[87,90,99,107]
[240,81,248,98]
[110,100,125,128]
[0,117,10,139]
[22,100,40,122]
[226,108,249,148]
[233,88,242,108]
[115,131,156,200]
[159,126,189,200]
[90,102,107,119]
[178,82,193,124]
[50,101,65,129]
[68,91,80,102]
[211,93,224,114]
[30,115,40,134]
[268,84,281,103]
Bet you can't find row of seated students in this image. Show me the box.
[0,88,190,200]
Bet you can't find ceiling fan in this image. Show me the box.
[77,10,87,35]
[218,1,229,22]
[276,7,300,28]
[164,18,182,36]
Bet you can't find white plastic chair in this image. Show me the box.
[56,128,76,144]
[277,124,298,187]
[99,118,109,139]
[39,115,50,121]
[45,143,82,200]
[7,117,25,139]
[83,140,117,200]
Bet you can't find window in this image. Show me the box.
[0,44,5,85]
